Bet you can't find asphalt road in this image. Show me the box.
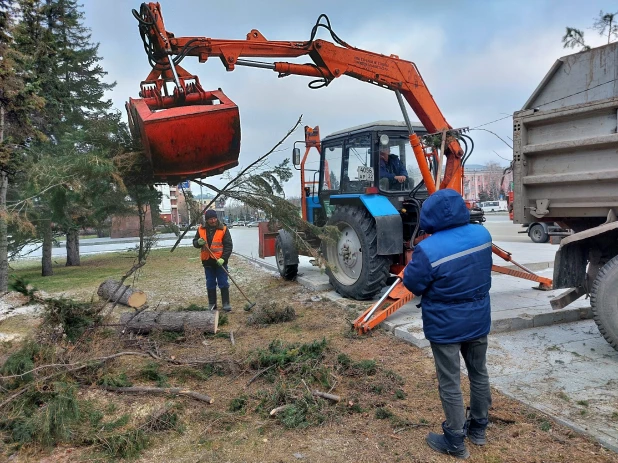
[230,212,534,260]
[483,212,531,243]
[13,212,532,261]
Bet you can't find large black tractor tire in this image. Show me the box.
[590,255,618,351]
[322,206,390,300]
[275,231,298,280]
[529,224,549,243]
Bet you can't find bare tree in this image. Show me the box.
[484,161,504,201]
[563,10,618,51]
[593,10,618,44]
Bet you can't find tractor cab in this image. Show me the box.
[318,121,428,213]
[299,121,429,231]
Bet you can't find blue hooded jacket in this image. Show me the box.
[402,189,492,344]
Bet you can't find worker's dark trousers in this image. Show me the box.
[204,265,229,289]
[430,336,492,433]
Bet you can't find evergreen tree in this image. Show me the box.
[42,0,114,133]
[0,0,45,289]
[42,0,116,267]
[12,0,117,274]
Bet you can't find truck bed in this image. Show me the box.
[513,43,618,230]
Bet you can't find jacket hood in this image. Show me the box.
[420,189,470,234]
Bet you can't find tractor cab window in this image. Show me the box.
[378,135,420,193]
[341,135,373,194]
[321,143,343,191]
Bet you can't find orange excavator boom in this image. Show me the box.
[129,2,463,190]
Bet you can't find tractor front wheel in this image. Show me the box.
[322,206,390,300]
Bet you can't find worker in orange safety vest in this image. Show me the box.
[193,209,233,311]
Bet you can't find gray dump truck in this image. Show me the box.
[513,43,618,350]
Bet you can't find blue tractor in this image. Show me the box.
[259,120,479,300]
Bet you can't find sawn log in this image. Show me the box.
[119,311,218,334]
[98,279,147,308]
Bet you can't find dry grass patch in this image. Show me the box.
[0,252,616,462]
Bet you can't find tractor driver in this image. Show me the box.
[379,144,409,190]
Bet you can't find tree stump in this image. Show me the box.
[97,279,147,308]
[119,311,218,334]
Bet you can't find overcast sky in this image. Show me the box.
[82,0,616,197]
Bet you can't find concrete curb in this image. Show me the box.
[233,252,332,291]
[376,305,594,350]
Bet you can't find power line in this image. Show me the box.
[472,114,512,129]
[536,77,618,108]
[470,128,513,149]
[492,150,511,162]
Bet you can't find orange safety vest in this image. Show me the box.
[198,225,227,261]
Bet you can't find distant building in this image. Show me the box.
[156,184,180,224]
[463,165,512,203]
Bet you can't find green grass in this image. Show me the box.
[9,247,196,294]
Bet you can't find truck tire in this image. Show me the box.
[590,255,618,351]
[529,224,549,243]
[322,205,390,300]
[275,232,298,280]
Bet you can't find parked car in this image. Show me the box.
[246,221,260,228]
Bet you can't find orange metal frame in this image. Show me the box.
[138,2,463,194]
[300,126,322,221]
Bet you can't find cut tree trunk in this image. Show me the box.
[119,311,218,334]
[65,228,80,266]
[98,279,147,308]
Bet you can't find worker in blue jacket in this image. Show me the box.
[403,189,493,459]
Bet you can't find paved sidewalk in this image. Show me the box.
[486,320,618,452]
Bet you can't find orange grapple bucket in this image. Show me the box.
[126,89,240,183]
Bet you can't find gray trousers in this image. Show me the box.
[430,336,492,432]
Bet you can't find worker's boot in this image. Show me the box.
[207,288,218,311]
[467,418,488,446]
[220,287,232,312]
[426,422,470,459]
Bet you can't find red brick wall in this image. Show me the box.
[111,208,154,238]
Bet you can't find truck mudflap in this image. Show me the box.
[553,220,618,289]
